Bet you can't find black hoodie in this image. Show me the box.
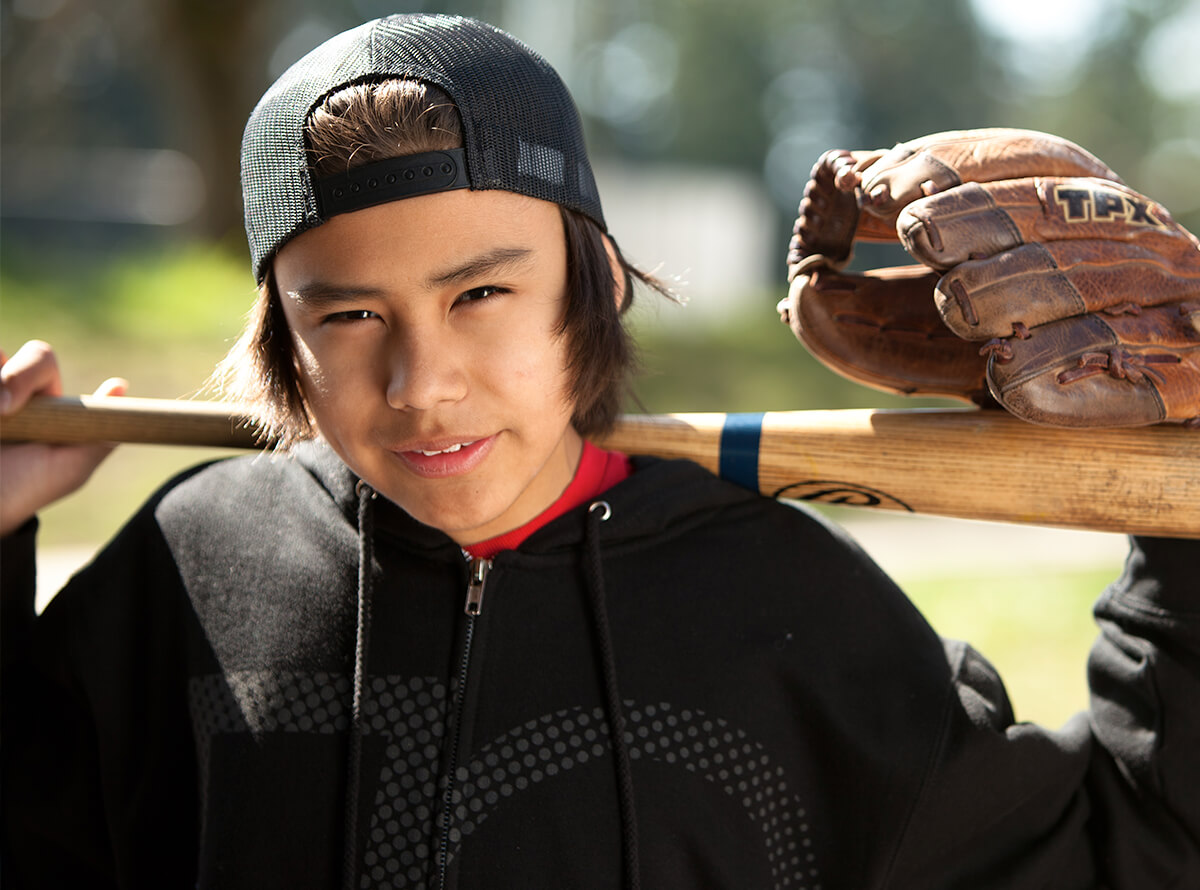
[3,441,1198,888]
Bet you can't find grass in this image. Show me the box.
[901,567,1116,728]
[2,241,254,407]
[4,243,1123,729]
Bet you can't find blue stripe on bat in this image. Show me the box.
[718,412,764,491]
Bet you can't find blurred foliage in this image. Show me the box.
[2,0,1197,245]
[902,565,1113,727]
[2,242,252,397]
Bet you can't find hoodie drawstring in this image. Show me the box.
[340,489,639,888]
[584,500,641,890]
[343,480,377,890]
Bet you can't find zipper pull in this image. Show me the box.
[465,557,492,616]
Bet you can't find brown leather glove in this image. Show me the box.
[779,128,1200,428]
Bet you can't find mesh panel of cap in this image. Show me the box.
[241,14,605,281]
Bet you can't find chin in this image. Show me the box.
[388,490,503,540]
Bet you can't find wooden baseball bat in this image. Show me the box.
[2,395,1196,537]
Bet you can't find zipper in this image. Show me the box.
[464,556,489,617]
[434,556,491,890]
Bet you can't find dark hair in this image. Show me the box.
[216,79,668,446]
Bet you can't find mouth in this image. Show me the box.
[394,433,497,478]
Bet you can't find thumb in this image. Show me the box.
[93,377,129,399]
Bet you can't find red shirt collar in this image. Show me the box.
[462,441,632,559]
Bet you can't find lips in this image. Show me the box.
[394,433,497,478]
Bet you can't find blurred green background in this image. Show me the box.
[5,0,1192,727]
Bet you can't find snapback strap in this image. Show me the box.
[314,148,469,218]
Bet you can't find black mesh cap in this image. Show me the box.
[241,14,605,282]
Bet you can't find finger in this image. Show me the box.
[898,177,1200,271]
[933,240,1200,340]
[93,377,129,398]
[0,340,63,416]
[0,369,128,536]
[858,129,1120,221]
[985,304,1200,427]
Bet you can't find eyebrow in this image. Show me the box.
[283,283,384,309]
[426,246,536,288]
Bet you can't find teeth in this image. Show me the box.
[416,441,472,456]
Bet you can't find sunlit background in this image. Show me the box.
[4,0,1198,726]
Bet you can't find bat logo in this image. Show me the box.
[1053,185,1163,227]
[771,480,913,511]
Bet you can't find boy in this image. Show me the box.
[2,13,1197,889]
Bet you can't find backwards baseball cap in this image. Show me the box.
[241,14,606,282]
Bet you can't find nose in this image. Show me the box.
[385,329,468,411]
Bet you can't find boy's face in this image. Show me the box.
[274,188,583,545]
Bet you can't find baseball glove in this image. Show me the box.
[779,128,1200,428]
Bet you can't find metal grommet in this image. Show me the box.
[355,479,376,499]
[588,500,612,521]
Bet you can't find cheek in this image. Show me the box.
[493,324,573,406]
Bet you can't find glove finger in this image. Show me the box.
[898,177,1200,270]
[985,301,1200,427]
[857,128,1120,226]
[789,149,896,277]
[789,151,860,276]
[778,264,991,403]
[934,240,1200,339]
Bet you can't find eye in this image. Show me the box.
[455,285,507,306]
[323,309,379,324]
